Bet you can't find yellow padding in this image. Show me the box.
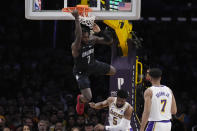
[81,0,88,5]
[81,0,105,6]
[104,20,132,56]
[135,56,143,85]
[101,0,105,5]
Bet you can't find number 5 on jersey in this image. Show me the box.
[113,117,118,125]
[161,99,167,113]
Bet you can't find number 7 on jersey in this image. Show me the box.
[161,99,167,113]
[87,56,90,64]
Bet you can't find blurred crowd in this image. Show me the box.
[0,81,108,131]
[0,94,107,131]
[0,47,111,131]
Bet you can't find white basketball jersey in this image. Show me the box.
[108,97,131,129]
[148,85,172,121]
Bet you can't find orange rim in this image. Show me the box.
[62,5,92,16]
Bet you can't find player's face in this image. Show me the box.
[116,97,126,108]
[82,32,89,44]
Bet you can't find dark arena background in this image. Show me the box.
[0,0,197,131]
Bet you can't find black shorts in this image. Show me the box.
[73,60,110,90]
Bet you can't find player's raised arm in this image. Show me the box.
[71,10,82,57]
[92,24,113,45]
[89,97,114,109]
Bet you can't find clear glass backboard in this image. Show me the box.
[25,0,141,20]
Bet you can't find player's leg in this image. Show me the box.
[90,60,116,76]
[74,71,92,115]
[76,88,92,115]
[80,88,92,103]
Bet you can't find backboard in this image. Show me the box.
[25,0,141,20]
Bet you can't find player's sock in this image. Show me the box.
[76,94,85,115]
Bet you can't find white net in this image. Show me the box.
[79,13,95,29]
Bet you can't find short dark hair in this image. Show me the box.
[117,89,128,99]
[149,68,162,79]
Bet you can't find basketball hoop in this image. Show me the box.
[62,5,95,29]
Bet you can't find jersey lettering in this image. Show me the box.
[110,109,123,119]
[82,49,94,57]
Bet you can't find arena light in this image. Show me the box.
[161,17,171,22]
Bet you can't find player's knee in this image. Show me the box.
[80,87,92,102]
[84,93,92,102]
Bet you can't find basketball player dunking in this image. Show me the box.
[140,68,177,131]
[89,89,133,131]
[71,10,116,115]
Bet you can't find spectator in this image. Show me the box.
[54,122,64,131]
[38,120,48,131]
[76,115,85,130]
[16,125,23,131]
[0,116,6,130]
[66,115,76,131]
[12,111,22,127]
[23,117,34,131]
[49,114,57,131]
[22,125,31,131]
[56,110,66,128]
[90,115,99,126]
[71,127,80,131]
[84,122,94,131]
[3,127,11,131]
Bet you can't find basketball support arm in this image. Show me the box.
[103,20,133,56]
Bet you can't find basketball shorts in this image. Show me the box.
[145,120,171,131]
[73,60,110,90]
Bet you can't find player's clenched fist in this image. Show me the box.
[71,10,79,19]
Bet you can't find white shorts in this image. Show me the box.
[145,120,171,131]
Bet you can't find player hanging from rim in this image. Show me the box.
[89,89,133,131]
[71,10,116,115]
[140,68,177,131]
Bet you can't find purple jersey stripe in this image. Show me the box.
[145,121,155,131]
[150,120,171,123]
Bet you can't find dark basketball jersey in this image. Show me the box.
[74,42,95,70]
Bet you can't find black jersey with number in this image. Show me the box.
[74,42,95,70]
